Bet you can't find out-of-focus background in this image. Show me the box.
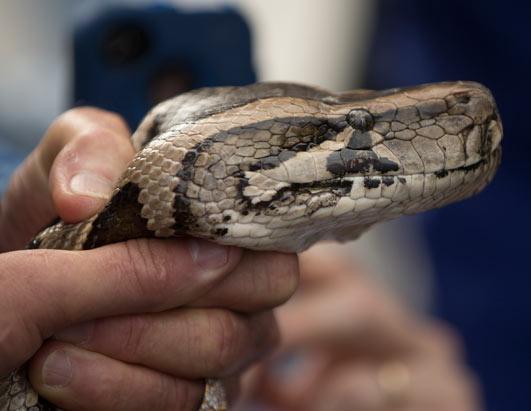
[0,1,529,409]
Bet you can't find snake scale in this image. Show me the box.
[1,81,502,410]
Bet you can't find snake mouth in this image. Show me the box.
[285,146,502,200]
[431,146,501,179]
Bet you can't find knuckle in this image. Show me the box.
[72,353,199,411]
[118,240,171,308]
[99,110,129,132]
[156,376,200,411]
[52,129,116,171]
[47,107,101,139]
[69,361,127,410]
[209,310,243,372]
[0,308,38,376]
[42,108,130,174]
[18,251,72,334]
[263,252,300,305]
[56,107,126,130]
[48,107,83,132]
[249,312,280,358]
[73,127,119,147]
[49,107,128,147]
[120,315,150,360]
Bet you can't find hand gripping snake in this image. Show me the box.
[1,81,502,410]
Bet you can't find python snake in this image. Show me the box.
[1,81,502,410]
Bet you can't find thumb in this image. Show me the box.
[0,108,133,251]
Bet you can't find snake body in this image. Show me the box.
[1,81,502,410]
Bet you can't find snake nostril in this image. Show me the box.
[454,92,471,104]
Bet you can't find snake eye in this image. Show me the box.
[347,109,374,131]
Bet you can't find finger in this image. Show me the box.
[395,356,483,411]
[248,351,331,411]
[0,238,240,375]
[308,364,389,411]
[0,108,132,251]
[28,341,204,411]
[276,281,418,355]
[319,360,481,411]
[260,355,482,411]
[258,360,397,411]
[55,309,279,379]
[191,250,299,312]
[297,244,365,291]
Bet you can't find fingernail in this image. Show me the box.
[188,239,229,270]
[43,350,73,388]
[69,171,113,199]
[55,321,94,345]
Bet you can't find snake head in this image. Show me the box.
[125,81,502,251]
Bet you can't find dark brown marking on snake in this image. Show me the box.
[382,176,395,186]
[184,116,348,175]
[215,227,228,236]
[364,178,381,189]
[172,195,193,232]
[278,151,296,162]
[276,116,348,152]
[171,140,215,232]
[455,156,491,173]
[327,149,399,176]
[249,156,281,171]
[84,182,153,249]
[347,131,374,150]
[435,169,449,178]
[237,175,352,211]
[434,154,491,179]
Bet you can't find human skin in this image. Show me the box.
[239,244,483,411]
[0,108,299,411]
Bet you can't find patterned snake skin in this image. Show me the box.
[1,81,502,410]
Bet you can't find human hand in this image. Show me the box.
[0,108,299,410]
[239,244,482,411]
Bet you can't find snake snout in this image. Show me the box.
[444,83,503,164]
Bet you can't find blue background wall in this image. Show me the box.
[366,1,531,409]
